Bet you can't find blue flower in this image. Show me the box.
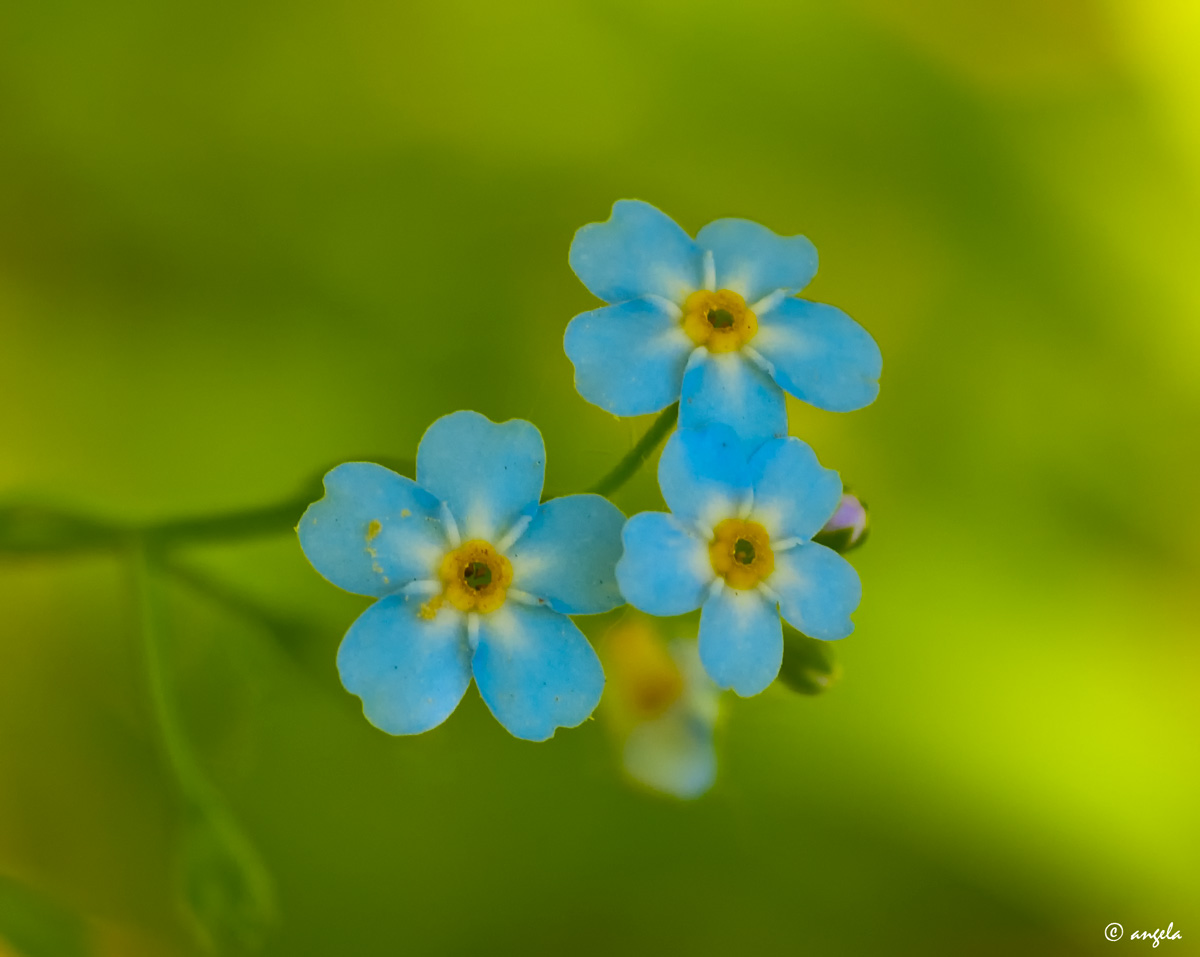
[601,614,721,799]
[297,411,626,741]
[565,200,882,446]
[615,425,861,696]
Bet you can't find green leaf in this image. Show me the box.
[778,624,841,695]
[178,798,276,956]
[0,875,91,957]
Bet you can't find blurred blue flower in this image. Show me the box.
[601,614,721,800]
[616,425,861,696]
[565,200,882,446]
[298,411,625,741]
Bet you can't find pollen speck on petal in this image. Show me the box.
[419,595,445,620]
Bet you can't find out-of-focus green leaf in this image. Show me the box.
[778,624,841,695]
[178,798,276,956]
[0,875,91,957]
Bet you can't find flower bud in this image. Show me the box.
[813,492,869,553]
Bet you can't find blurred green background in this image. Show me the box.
[2,0,1199,954]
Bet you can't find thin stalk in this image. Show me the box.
[2,414,683,559]
[141,497,312,548]
[132,544,277,952]
[586,403,678,497]
[161,556,316,663]
[132,543,208,796]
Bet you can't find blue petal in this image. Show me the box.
[698,586,783,696]
[506,494,626,614]
[770,542,861,640]
[569,200,704,304]
[679,351,788,449]
[298,463,446,597]
[472,603,604,741]
[616,512,713,616]
[564,297,695,416]
[754,297,882,412]
[337,595,472,735]
[747,437,843,541]
[656,425,752,531]
[416,411,544,542]
[695,218,819,303]
[624,712,716,799]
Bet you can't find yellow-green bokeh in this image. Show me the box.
[2,1,1198,954]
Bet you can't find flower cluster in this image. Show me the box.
[298,200,880,766]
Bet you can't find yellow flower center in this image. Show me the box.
[603,618,684,721]
[708,518,774,589]
[681,289,758,353]
[423,539,513,616]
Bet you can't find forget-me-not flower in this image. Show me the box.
[616,425,861,696]
[298,411,625,741]
[565,200,882,446]
[602,614,721,799]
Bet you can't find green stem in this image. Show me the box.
[142,497,313,548]
[161,556,316,663]
[586,402,678,498]
[132,544,277,952]
[0,499,310,557]
[132,543,208,796]
[0,459,417,557]
[1,414,684,559]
